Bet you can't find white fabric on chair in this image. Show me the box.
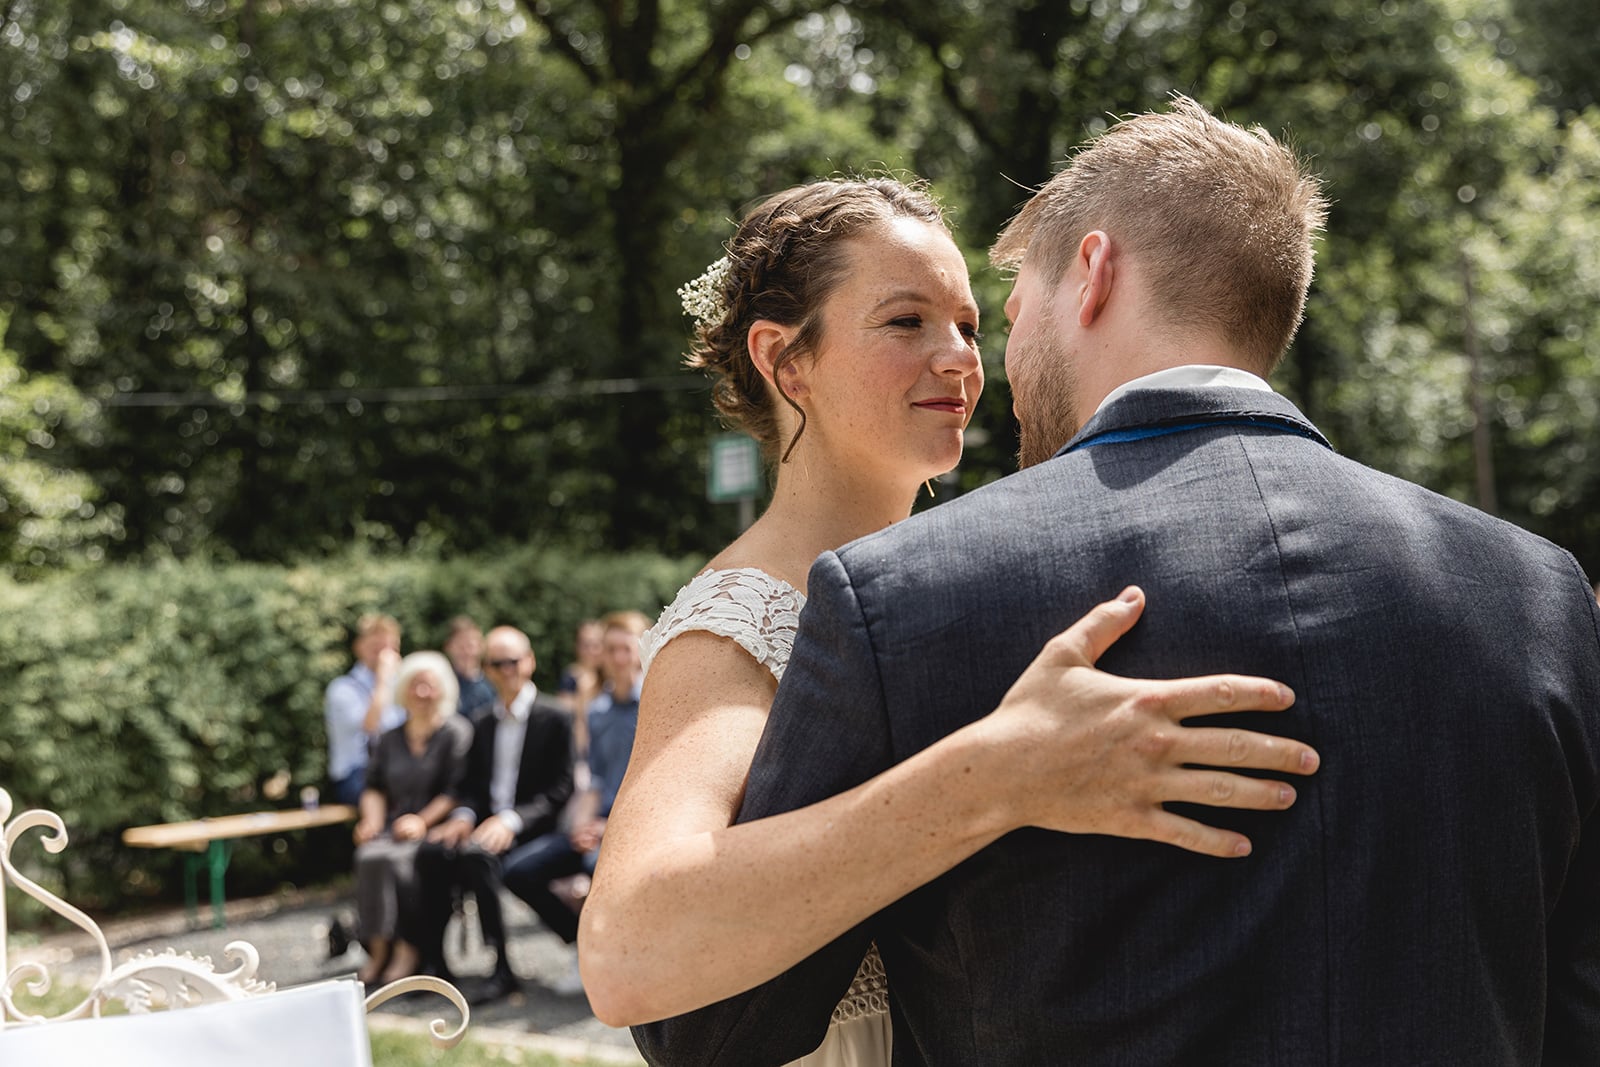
[0,979,372,1067]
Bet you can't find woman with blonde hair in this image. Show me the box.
[351,649,472,985]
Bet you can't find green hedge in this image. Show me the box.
[0,545,698,918]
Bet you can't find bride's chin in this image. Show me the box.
[938,439,966,474]
[913,455,962,487]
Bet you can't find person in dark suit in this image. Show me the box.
[634,97,1600,1064]
[415,624,574,1002]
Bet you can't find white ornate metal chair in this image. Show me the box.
[0,787,468,1062]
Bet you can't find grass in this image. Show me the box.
[369,1029,622,1066]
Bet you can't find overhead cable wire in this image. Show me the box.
[100,375,707,408]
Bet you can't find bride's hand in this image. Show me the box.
[979,585,1318,859]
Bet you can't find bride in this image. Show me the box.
[579,178,1318,1064]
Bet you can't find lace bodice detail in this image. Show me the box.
[642,567,806,682]
[832,946,889,1026]
[642,566,890,1031]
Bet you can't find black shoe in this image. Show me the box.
[327,917,351,960]
[469,968,520,1005]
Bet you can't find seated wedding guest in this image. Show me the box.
[443,614,496,722]
[414,625,575,1003]
[352,650,473,985]
[500,610,647,996]
[325,612,406,806]
[557,618,605,758]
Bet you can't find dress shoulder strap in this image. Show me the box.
[641,568,806,683]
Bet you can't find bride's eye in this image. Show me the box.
[961,323,982,344]
[888,315,922,329]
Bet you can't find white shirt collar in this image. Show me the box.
[1094,365,1273,419]
[497,682,537,724]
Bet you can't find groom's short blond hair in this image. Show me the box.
[991,96,1327,375]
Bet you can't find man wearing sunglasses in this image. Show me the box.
[415,625,575,1002]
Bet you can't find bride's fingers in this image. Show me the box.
[1139,809,1255,859]
[1157,767,1299,811]
[1038,587,1146,668]
[1164,726,1319,776]
[1156,673,1297,721]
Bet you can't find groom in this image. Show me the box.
[635,98,1600,1064]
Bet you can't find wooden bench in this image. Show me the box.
[123,805,357,929]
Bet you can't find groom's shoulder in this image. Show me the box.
[1335,449,1580,571]
[833,434,1582,586]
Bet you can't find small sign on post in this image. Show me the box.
[707,432,763,529]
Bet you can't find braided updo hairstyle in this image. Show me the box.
[684,178,948,463]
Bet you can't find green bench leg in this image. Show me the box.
[181,841,235,929]
[206,839,233,929]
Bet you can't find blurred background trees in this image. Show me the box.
[2,0,1597,576]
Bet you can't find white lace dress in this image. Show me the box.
[642,567,893,1067]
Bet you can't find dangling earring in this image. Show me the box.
[923,479,936,499]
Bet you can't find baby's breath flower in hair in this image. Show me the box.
[678,255,732,331]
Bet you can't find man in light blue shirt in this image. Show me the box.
[324,613,405,806]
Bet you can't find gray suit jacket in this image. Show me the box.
[635,387,1600,1066]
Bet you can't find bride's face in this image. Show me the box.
[787,218,984,489]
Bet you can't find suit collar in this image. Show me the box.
[1056,386,1332,458]
[1094,365,1272,415]
[494,682,537,725]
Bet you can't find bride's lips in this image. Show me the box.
[912,396,967,415]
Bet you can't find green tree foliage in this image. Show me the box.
[0,0,1597,577]
[1486,114,1600,557]
[0,308,121,574]
[1509,0,1600,114]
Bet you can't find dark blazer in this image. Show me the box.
[636,387,1600,1066]
[453,691,574,845]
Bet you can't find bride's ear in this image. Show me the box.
[748,320,806,399]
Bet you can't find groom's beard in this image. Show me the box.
[1012,323,1082,470]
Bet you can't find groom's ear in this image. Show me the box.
[748,319,801,392]
[1075,230,1115,327]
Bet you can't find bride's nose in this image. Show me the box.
[930,328,981,377]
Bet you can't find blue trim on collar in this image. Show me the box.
[1064,415,1330,454]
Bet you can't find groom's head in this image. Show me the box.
[992,96,1327,467]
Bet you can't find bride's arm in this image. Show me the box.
[579,586,1316,1027]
